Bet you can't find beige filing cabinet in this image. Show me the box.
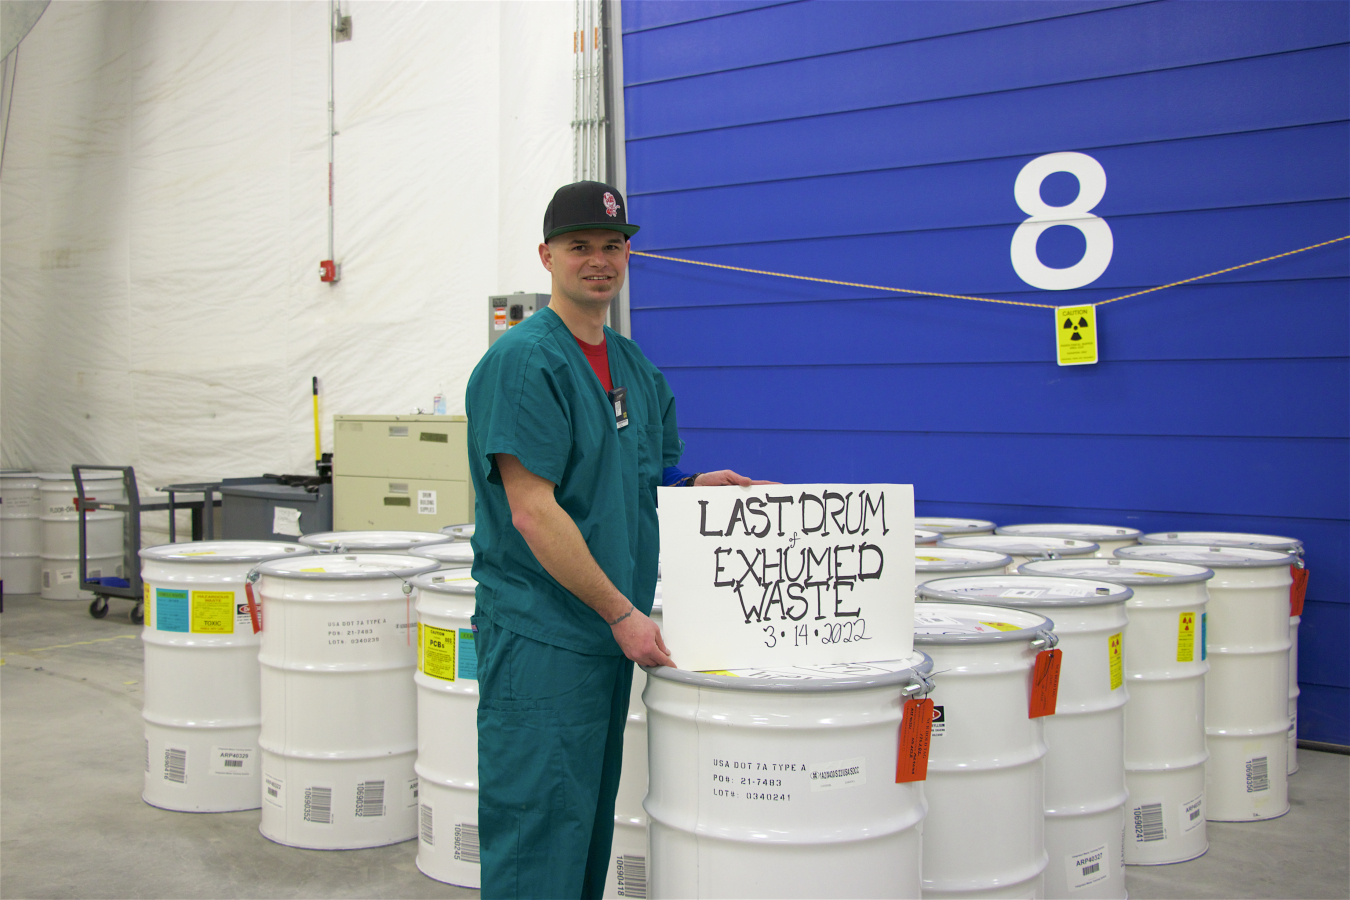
[332,415,475,530]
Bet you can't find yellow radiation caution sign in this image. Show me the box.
[1056,304,1098,366]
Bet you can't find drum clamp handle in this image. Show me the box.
[901,671,935,699]
[1030,629,1059,651]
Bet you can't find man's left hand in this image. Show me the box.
[693,470,779,486]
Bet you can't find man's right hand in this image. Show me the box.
[611,607,676,669]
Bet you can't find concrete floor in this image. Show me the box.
[2,591,1347,900]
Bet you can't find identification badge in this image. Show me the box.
[608,386,629,429]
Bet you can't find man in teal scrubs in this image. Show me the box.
[465,181,766,899]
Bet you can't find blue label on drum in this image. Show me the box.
[156,589,189,632]
[458,629,478,681]
[1201,612,1207,660]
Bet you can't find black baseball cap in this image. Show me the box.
[543,181,640,241]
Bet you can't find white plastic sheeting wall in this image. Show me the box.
[1,1,574,490]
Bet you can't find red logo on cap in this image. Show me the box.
[603,192,619,217]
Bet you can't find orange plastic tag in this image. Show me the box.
[245,581,263,634]
[896,698,933,783]
[1029,648,1062,718]
[1290,566,1308,617]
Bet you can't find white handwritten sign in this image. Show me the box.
[657,484,915,672]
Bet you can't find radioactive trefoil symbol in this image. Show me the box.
[1063,316,1090,341]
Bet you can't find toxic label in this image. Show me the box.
[1065,843,1109,890]
[420,623,456,681]
[156,589,189,633]
[191,591,235,633]
[1108,632,1123,690]
[1056,304,1099,366]
[1177,612,1196,662]
[809,756,867,792]
[458,629,478,680]
[211,746,254,777]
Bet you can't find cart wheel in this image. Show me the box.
[89,597,109,619]
[130,602,144,626]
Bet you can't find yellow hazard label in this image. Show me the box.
[178,551,218,556]
[1108,632,1123,690]
[979,621,1021,632]
[1135,571,1171,577]
[915,556,943,562]
[191,591,235,633]
[420,623,456,681]
[1056,304,1099,366]
[1177,611,1196,662]
[144,582,151,625]
[300,567,325,572]
[701,670,739,677]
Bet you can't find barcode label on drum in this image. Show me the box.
[263,774,284,809]
[419,804,434,845]
[455,824,481,864]
[1181,793,1204,833]
[616,854,648,898]
[304,786,334,824]
[1133,802,1165,842]
[1065,843,1108,890]
[355,780,385,817]
[1246,756,1269,793]
[164,747,187,785]
[211,746,254,777]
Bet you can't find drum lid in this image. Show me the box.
[1116,544,1295,568]
[299,530,452,551]
[441,523,475,540]
[938,535,1099,556]
[913,517,996,534]
[997,523,1141,541]
[918,574,1131,606]
[1018,557,1213,585]
[256,552,439,579]
[914,547,1012,571]
[912,600,1054,643]
[411,542,476,564]
[648,652,933,694]
[1139,531,1302,553]
[412,571,478,594]
[140,541,312,564]
[914,529,942,545]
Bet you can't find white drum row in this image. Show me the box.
[3,472,127,599]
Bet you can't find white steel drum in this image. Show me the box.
[299,530,451,552]
[915,529,942,546]
[412,570,481,887]
[256,552,439,849]
[410,541,475,570]
[997,524,1142,559]
[1117,545,1294,821]
[607,585,663,900]
[914,601,1056,900]
[915,517,996,536]
[1139,531,1304,775]
[921,578,1130,900]
[915,547,1013,586]
[441,523,475,541]
[38,472,126,599]
[139,540,313,812]
[644,655,933,899]
[938,535,1099,573]
[1021,557,1213,865]
[1,473,42,594]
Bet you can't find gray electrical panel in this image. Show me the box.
[489,292,550,346]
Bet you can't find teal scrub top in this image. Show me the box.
[465,306,684,656]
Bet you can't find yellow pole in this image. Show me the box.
[312,376,322,463]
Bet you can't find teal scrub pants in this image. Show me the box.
[474,615,634,900]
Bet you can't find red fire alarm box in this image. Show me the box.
[320,260,340,283]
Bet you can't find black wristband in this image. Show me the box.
[683,473,703,486]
